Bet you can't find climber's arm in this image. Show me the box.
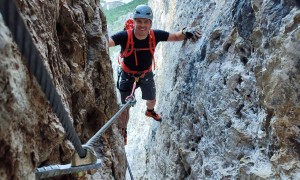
[167,30,186,41]
[108,38,115,47]
[167,28,201,41]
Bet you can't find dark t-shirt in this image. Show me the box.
[111,29,169,71]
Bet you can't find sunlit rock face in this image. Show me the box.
[125,0,300,179]
[0,0,125,179]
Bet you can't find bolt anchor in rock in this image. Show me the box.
[71,145,97,167]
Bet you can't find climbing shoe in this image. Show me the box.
[145,109,162,122]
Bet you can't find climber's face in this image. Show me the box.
[134,18,152,38]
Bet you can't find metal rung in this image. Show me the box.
[35,159,102,179]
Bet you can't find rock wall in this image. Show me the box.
[1,0,300,179]
[126,0,300,179]
[0,0,125,179]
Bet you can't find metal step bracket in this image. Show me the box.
[71,145,97,166]
[36,146,101,179]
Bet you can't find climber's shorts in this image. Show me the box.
[118,71,156,104]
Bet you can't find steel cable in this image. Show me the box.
[126,154,134,180]
[0,0,86,158]
[85,99,134,146]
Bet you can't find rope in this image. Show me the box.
[128,79,137,98]
[0,0,86,158]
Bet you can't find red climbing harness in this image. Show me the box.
[118,29,157,78]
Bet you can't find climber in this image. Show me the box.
[108,4,201,144]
